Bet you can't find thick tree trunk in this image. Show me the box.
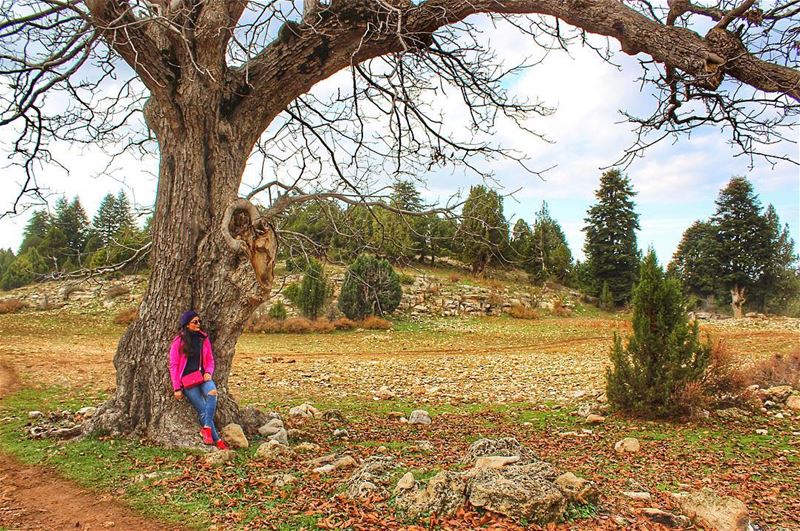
[86,96,271,447]
[731,285,746,319]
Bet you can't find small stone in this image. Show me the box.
[755,429,768,435]
[786,395,800,411]
[611,515,629,526]
[287,428,312,443]
[586,414,605,424]
[333,455,357,469]
[258,424,283,436]
[76,407,97,418]
[375,445,389,454]
[763,385,793,403]
[387,411,405,419]
[103,521,115,528]
[622,491,652,501]
[266,473,298,488]
[266,418,284,428]
[614,438,641,454]
[774,412,785,419]
[313,464,336,474]
[256,440,296,463]
[28,411,43,419]
[268,428,289,445]
[642,508,690,528]
[473,456,520,469]
[411,440,435,453]
[408,410,431,425]
[576,404,592,417]
[294,442,321,453]
[221,423,249,449]
[555,472,598,504]
[204,450,235,466]
[289,403,321,418]
[333,428,349,438]
[374,386,396,400]
[396,472,415,491]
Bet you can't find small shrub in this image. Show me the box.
[268,300,288,321]
[487,291,504,306]
[399,273,415,285]
[701,341,750,395]
[106,284,131,299]
[296,258,330,320]
[508,304,539,320]
[672,380,711,413]
[486,279,504,291]
[333,317,357,330]
[283,282,301,306]
[0,298,27,314]
[282,317,314,333]
[748,349,800,388]
[338,254,402,320]
[360,316,392,330]
[600,281,614,311]
[113,307,138,325]
[449,274,461,283]
[552,299,572,317]
[311,318,335,333]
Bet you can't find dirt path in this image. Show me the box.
[0,361,176,531]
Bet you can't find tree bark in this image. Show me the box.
[730,285,746,319]
[86,95,271,446]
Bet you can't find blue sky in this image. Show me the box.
[1,16,797,266]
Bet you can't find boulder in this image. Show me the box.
[344,456,400,498]
[461,437,539,466]
[642,508,690,528]
[762,385,793,403]
[76,406,96,418]
[408,410,432,425]
[586,414,605,424]
[394,471,467,519]
[238,406,273,437]
[473,456,520,469]
[676,489,749,531]
[289,403,321,418]
[554,472,598,504]
[786,394,800,411]
[256,440,296,463]
[268,428,289,445]
[614,438,641,454]
[467,464,566,523]
[221,423,248,449]
[204,450,235,466]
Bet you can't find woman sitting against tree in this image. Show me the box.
[168,310,229,450]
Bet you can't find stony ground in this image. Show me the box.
[0,309,799,530]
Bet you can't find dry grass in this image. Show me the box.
[748,348,800,388]
[551,299,572,318]
[113,307,138,325]
[105,285,131,299]
[449,274,461,283]
[507,304,539,320]
[248,316,336,334]
[0,299,28,315]
[332,317,357,330]
[486,279,504,292]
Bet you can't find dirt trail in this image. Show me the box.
[0,361,175,531]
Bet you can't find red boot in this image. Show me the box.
[201,427,214,445]
[215,439,230,450]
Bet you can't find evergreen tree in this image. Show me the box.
[0,248,48,290]
[669,221,719,302]
[606,250,710,417]
[19,210,52,254]
[338,254,402,320]
[757,205,799,313]
[296,258,329,320]
[600,281,614,311]
[0,249,15,283]
[530,202,573,284]
[54,197,89,266]
[92,193,119,246]
[510,219,533,267]
[583,169,640,304]
[281,200,340,257]
[711,177,774,317]
[457,185,509,275]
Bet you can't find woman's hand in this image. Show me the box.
[174,390,183,400]
[203,373,212,382]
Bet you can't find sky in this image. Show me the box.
[0,15,797,266]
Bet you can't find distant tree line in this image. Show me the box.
[0,191,151,290]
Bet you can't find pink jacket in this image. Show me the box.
[168,332,215,391]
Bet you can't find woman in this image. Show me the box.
[168,310,229,450]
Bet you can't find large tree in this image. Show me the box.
[0,1,797,445]
[457,185,509,275]
[583,169,640,304]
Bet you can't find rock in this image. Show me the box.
[642,508,690,528]
[622,491,652,501]
[468,464,566,523]
[375,386,396,400]
[461,437,539,466]
[676,488,749,531]
[204,450,235,466]
[28,411,43,419]
[474,456,520,469]
[715,407,751,420]
[287,428,312,443]
[76,406,96,418]
[614,438,641,454]
[762,386,793,403]
[265,418,284,428]
[258,424,283,436]
[51,425,83,439]
[555,472,598,504]
[333,428,349,438]
[411,440,435,453]
[786,394,800,411]
[586,414,605,424]
[344,456,400,498]
[238,406,273,436]
[396,472,416,491]
[307,453,337,468]
[221,424,248,449]
[333,455,357,469]
[322,409,346,423]
[576,404,592,417]
[394,471,468,519]
[294,442,321,453]
[268,428,289,445]
[313,464,336,474]
[387,411,405,419]
[408,410,431,425]
[266,473,298,488]
[289,403,321,418]
[256,440,296,463]
[755,429,768,435]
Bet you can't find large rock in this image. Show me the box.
[467,464,566,523]
[408,410,432,425]
[614,438,641,454]
[256,440,296,463]
[221,424,249,449]
[268,428,289,445]
[238,406,272,437]
[461,437,539,466]
[676,489,749,531]
[344,456,400,498]
[555,472,598,504]
[785,394,800,411]
[394,471,468,519]
[761,385,793,403]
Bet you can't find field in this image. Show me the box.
[1,308,799,530]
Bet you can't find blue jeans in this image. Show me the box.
[183,380,219,442]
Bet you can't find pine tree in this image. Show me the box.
[583,169,640,304]
[19,210,52,254]
[669,221,719,302]
[600,281,614,311]
[606,250,710,417]
[54,197,89,266]
[338,254,402,320]
[510,219,533,267]
[297,258,329,320]
[0,248,48,290]
[457,185,509,275]
[530,202,572,284]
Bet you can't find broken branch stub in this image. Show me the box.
[222,198,278,290]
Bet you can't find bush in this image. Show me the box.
[283,282,301,306]
[332,317,357,330]
[360,316,392,330]
[552,299,572,317]
[0,298,28,314]
[606,250,711,418]
[113,307,138,325]
[748,349,800,388]
[508,304,539,320]
[338,254,402,320]
[399,273,415,285]
[449,274,461,283]
[600,281,614,311]
[296,258,329,319]
[268,300,288,321]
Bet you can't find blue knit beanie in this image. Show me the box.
[179,310,198,328]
